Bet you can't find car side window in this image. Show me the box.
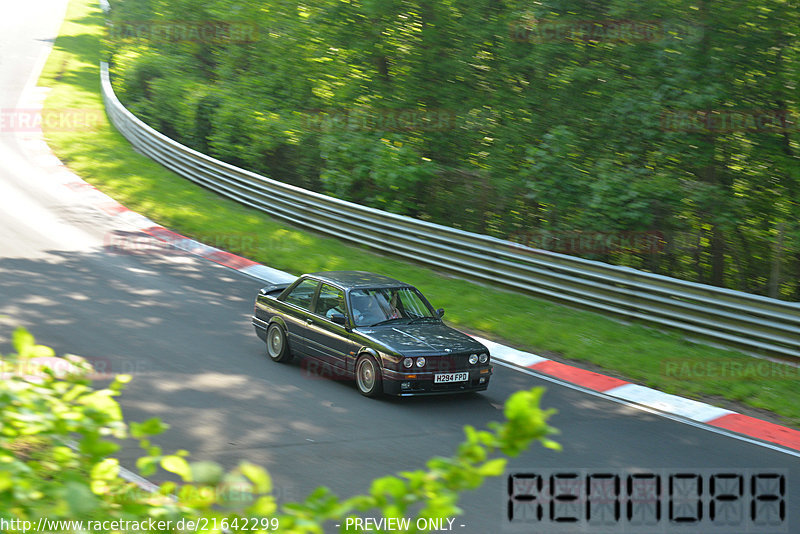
[315,283,345,319]
[349,289,387,326]
[283,278,318,310]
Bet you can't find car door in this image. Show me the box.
[305,283,357,371]
[279,277,320,356]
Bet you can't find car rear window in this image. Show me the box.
[283,278,318,310]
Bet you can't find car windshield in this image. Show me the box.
[349,287,435,327]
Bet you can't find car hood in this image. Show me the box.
[356,322,486,355]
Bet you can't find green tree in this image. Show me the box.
[106,0,800,299]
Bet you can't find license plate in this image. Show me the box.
[434,372,469,384]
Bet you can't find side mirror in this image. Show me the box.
[330,312,347,326]
[436,308,445,318]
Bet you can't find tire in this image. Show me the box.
[355,354,383,398]
[266,323,291,363]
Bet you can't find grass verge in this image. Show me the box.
[38,0,800,429]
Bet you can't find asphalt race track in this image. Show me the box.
[1,3,797,533]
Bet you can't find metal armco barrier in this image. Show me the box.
[100,62,800,360]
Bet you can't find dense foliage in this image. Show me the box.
[1,328,559,532]
[106,0,800,299]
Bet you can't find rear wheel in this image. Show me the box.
[355,354,383,397]
[266,323,291,362]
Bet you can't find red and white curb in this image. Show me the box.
[18,87,800,456]
[475,336,800,453]
[135,226,295,283]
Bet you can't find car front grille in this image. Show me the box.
[423,352,481,373]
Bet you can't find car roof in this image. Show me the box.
[305,271,412,290]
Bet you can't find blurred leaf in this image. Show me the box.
[240,461,271,493]
[161,455,192,481]
[91,458,120,481]
[130,417,168,438]
[190,461,224,484]
[12,327,35,355]
[477,458,506,476]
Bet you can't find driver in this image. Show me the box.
[350,293,383,325]
[326,294,346,319]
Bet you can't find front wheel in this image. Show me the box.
[355,354,383,398]
[266,323,291,362]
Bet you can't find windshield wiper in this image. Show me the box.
[370,317,408,327]
[407,316,438,324]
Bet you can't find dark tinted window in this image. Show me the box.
[283,278,318,310]
[315,283,345,319]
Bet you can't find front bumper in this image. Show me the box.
[382,366,493,396]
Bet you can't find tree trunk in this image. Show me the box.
[710,223,725,287]
[768,223,785,298]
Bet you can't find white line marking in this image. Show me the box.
[472,335,548,367]
[492,359,800,458]
[118,465,161,493]
[604,383,734,423]
[238,264,297,284]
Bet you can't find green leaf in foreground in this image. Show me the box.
[2,326,559,533]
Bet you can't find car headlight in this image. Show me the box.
[403,357,414,368]
[469,354,478,365]
[416,357,426,368]
[479,353,489,364]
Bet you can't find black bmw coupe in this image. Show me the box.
[252,271,492,397]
